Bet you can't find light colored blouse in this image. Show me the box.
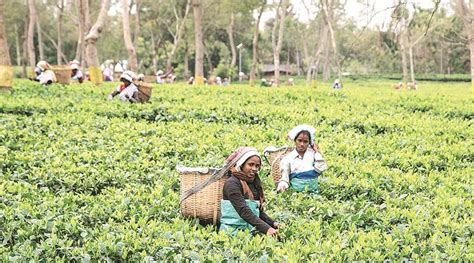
[279,148,328,185]
[116,83,138,102]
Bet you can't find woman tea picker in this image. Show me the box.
[220,147,280,236]
[108,70,140,103]
[277,125,328,193]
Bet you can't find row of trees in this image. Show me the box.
[0,0,472,87]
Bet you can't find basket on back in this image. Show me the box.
[263,146,294,187]
[136,82,153,103]
[144,75,156,83]
[51,66,72,85]
[0,65,13,91]
[178,166,229,225]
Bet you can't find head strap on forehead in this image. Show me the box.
[288,124,316,145]
[224,147,261,171]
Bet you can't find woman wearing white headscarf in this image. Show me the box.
[69,60,84,83]
[36,61,57,85]
[107,71,139,103]
[220,147,280,236]
[277,124,328,193]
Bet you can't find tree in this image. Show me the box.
[321,0,342,82]
[27,0,37,69]
[192,0,204,85]
[75,0,89,66]
[56,0,64,65]
[456,0,473,89]
[0,0,9,66]
[249,1,265,87]
[0,0,12,90]
[165,0,190,72]
[123,0,138,72]
[272,0,289,87]
[84,0,110,84]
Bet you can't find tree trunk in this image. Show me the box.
[22,19,28,76]
[322,43,331,82]
[0,0,11,66]
[321,0,341,82]
[133,0,140,45]
[76,0,88,65]
[192,0,204,85]
[439,46,443,74]
[296,50,301,76]
[227,12,237,68]
[286,50,290,77]
[14,24,21,66]
[151,33,157,73]
[84,0,110,84]
[184,42,189,79]
[273,0,289,87]
[322,24,332,82]
[249,1,265,87]
[409,45,415,83]
[27,0,36,68]
[166,0,190,72]
[400,24,409,88]
[309,27,328,85]
[36,19,44,61]
[457,0,473,89]
[0,0,11,89]
[57,0,64,65]
[122,0,138,72]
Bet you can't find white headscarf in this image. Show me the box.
[36,61,50,71]
[287,124,316,146]
[224,147,261,172]
[120,71,137,83]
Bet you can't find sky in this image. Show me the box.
[259,0,453,30]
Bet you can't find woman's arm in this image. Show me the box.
[260,210,276,228]
[277,157,291,192]
[108,90,120,99]
[313,152,328,174]
[128,91,139,103]
[223,180,273,234]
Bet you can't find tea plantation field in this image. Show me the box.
[1,80,473,261]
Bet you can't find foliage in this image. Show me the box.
[212,63,236,79]
[1,79,473,261]
[3,1,470,78]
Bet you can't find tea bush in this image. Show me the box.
[1,80,472,261]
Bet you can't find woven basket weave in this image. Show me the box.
[136,82,153,103]
[52,66,71,85]
[178,166,228,225]
[263,146,294,187]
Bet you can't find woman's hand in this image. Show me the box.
[276,182,288,193]
[266,227,278,236]
[312,144,320,153]
[107,94,113,100]
[273,222,284,229]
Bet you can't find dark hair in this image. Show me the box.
[120,78,131,84]
[295,130,311,141]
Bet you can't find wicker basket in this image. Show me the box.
[178,166,228,225]
[136,82,153,103]
[144,75,156,83]
[51,66,72,85]
[263,146,294,187]
[0,65,13,91]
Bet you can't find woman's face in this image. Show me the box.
[121,79,131,86]
[295,132,310,153]
[241,156,261,176]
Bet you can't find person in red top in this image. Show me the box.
[107,71,139,103]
